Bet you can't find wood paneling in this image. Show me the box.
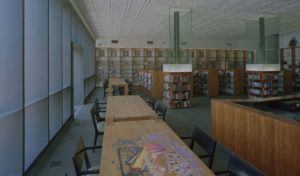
[211,99,300,176]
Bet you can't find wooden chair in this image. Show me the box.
[155,102,167,121]
[90,106,104,151]
[181,126,217,169]
[72,136,102,176]
[215,152,265,176]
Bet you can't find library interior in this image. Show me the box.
[1,0,300,176]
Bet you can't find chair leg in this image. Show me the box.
[103,92,106,100]
[93,134,98,152]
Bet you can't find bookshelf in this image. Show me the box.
[95,47,254,90]
[247,71,280,99]
[132,48,144,86]
[156,49,168,70]
[193,69,219,96]
[163,72,193,108]
[144,48,155,70]
[120,48,133,81]
[219,69,244,95]
[280,46,300,91]
[139,70,163,99]
[108,48,121,78]
[95,48,109,87]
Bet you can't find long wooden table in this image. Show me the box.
[109,78,128,96]
[105,95,157,122]
[100,120,215,176]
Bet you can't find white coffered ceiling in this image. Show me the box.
[72,0,300,41]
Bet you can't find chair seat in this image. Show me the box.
[97,122,104,132]
[87,166,100,176]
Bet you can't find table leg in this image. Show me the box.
[124,85,128,95]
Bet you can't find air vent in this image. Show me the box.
[227,43,233,47]
[147,41,154,45]
[111,40,119,44]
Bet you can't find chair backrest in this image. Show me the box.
[103,79,108,89]
[191,126,217,168]
[94,98,100,111]
[90,106,101,133]
[73,137,91,176]
[148,97,156,109]
[155,102,167,120]
[228,153,265,176]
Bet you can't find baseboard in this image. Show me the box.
[84,87,96,104]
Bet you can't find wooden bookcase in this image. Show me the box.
[163,72,193,108]
[120,48,133,81]
[139,70,163,99]
[193,69,219,96]
[246,71,280,99]
[95,47,254,93]
[280,46,300,91]
[132,48,144,86]
[219,69,244,95]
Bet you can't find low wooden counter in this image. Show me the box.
[108,78,128,96]
[100,120,215,176]
[211,95,300,176]
[105,95,157,122]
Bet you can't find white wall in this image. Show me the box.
[0,1,96,174]
[96,38,238,48]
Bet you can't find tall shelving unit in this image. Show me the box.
[247,71,280,99]
[144,48,155,70]
[193,69,219,96]
[95,47,255,92]
[280,46,300,91]
[156,48,168,70]
[95,48,109,87]
[139,70,163,99]
[132,48,144,86]
[163,72,193,108]
[120,48,133,81]
[220,69,244,95]
[108,48,121,78]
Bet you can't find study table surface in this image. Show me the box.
[100,120,215,176]
[108,78,128,96]
[105,95,157,122]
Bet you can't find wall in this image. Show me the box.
[96,38,238,49]
[0,1,95,175]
